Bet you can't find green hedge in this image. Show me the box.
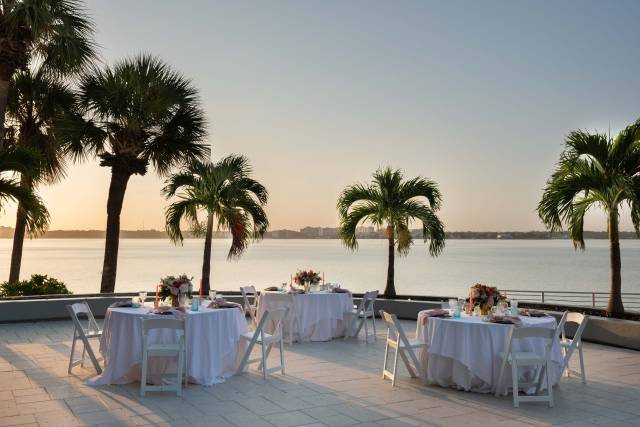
[1,274,72,297]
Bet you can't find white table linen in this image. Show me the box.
[87,304,248,386]
[257,291,353,342]
[416,312,563,394]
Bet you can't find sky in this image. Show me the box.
[2,0,640,232]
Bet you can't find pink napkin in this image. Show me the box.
[263,286,278,292]
[147,306,184,315]
[332,288,351,294]
[288,288,305,295]
[419,309,450,325]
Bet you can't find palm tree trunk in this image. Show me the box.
[384,225,396,298]
[100,168,131,293]
[0,78,9,144]
[8,202,27,283]
[201,212,214,294]
[607,207,624,315]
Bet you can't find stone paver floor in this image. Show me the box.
[0,319,638,427]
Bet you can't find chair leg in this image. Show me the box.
[495,354,508,397]
[546,360,554,408]
[68,333,77,374]
[176,349,184,397]
[578,346,586,384]
[511,361,519,408]
[81,344,87,368]
[382,339,389,379]
[236,338,256,375]
[261,341,267,380]
[364,315,369,343]
[372,314,377,341]
[140,350,148,397]
[344,315,352,340]
[391,346,400,387]
[279,338,285,375]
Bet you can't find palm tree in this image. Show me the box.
[5,68,77,283]
[163,155,269,294]
[0,0,95,142]
[538,120,640,316]
[69,54,209,293]
[0,144,48,232]
[337,167,446,298]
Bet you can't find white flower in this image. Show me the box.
[179,283,189,294]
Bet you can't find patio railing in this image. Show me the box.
[500,289,640,312]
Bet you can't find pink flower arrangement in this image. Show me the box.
[470,283,501,311]
[294,270,321,286]
[159,274,193,299]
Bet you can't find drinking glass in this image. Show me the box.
[139,291,147,305]
[209,290,217,302]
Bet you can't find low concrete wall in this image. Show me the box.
[1,295,638,351]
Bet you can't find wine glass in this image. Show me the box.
[209,289,217,302]
[139,291,147,306]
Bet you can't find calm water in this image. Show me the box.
[1,238,639,297]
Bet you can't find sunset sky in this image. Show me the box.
[2,0,640,232]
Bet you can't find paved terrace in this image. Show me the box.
[0,320,638,427]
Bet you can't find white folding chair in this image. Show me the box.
[495,326,555,408]
[379,310,427,386]
[237,308,289,380]
[559,312,589,383]
[67,302,103,374]
[139,317,186,397]
[240,285,259,328]
[345,290,378,342]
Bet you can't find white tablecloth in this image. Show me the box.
[87,304,248,386]
[257,292,353,342]
[416,313,563,394]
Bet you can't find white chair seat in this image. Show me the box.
[403,338,428,349]
[146,343,182,353]
[499,351,543,364]
[240,331,275,344]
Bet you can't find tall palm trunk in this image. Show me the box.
[607,207,624,315]
[0,77,9,143]
[100,168,131,293]
[384,225,396,298]
[201,212,214,294]
[8,201,27,283]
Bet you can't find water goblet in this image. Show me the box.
[209,289,217,302]
[139,291,147,306]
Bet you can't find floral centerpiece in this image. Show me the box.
[470,283,501,315]
[294,269,322,292]
[159,274,193,307]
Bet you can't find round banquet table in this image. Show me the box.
[87,304,248,386]
[415,312,563,395]
[257,291,353,342]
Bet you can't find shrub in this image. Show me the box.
[0,274,72,297]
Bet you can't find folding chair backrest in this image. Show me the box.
[68,302,100,334]
[240,285,257,311]
[563,312,588,342]
[555,311,568,340]
[508,326,554,358]
[258,308,289,340]
[140,318,185,347]
[379,310,412,348]
[362,290,378,312]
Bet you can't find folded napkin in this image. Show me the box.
[518,308,547,317]
[485,315,522,326]
[148,306,174,315]
[288,288,305,295]
[419,308,450,325]
[110,301,133,308]
[263,286,279,292]
[208,298,242,309]
[331,288,350,294]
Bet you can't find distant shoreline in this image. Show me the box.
[0,226,637,240]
